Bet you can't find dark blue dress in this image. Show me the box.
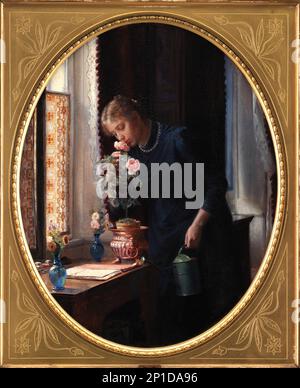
[111,121,238,344]
[129,121,231,268]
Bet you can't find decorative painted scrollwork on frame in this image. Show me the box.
[11,269,84,357]
[13,16,86,102]
[212,271,285,357]
[214,16,286,103]
[14,19,63,101]
[10,14,288,358]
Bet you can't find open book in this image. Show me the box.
[66,265,122,281]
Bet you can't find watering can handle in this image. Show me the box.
[178,245,186,255]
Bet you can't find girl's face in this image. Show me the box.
[104,112,143,148]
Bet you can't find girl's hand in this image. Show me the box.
[184,223,203,250]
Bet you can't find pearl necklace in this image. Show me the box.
[138,122,161,153]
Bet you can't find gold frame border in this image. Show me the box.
[10,12,289,358]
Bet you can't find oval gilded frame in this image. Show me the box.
[11,13,286,357]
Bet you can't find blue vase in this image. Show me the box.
[48,251,67,291]
[90,233,104,262]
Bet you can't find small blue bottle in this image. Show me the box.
[48,251,67,291]
[90,233,104,262]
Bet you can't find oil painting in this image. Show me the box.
[0,0,298,367]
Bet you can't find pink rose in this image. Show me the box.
[91,220,100,229]
[114,141,130,152]
[91,212,100,221]
[111,151,121,158]
[126,158,140,175]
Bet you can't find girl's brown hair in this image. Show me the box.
[101,95,146,135]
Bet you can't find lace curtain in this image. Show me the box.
[252,93,276,176]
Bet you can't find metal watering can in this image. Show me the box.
[172,246,201,296]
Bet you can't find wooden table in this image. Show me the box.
[42,261,159,345]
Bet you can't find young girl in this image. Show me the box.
[101,95,238,345]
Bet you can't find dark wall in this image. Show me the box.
[97,23,225,168]
[185,32,225,168]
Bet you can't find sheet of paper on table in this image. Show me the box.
[66,266,122,280]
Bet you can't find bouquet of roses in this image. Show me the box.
[95,141,141,218]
